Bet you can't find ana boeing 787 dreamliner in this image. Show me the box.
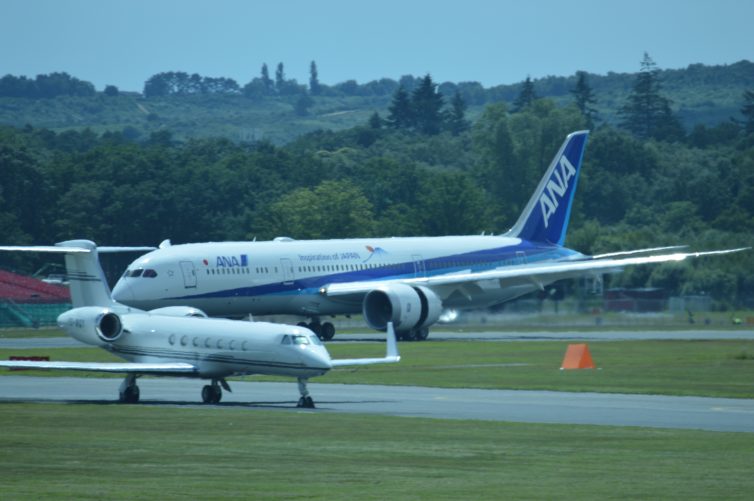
[0,240,399,407]
[111,131,746,340]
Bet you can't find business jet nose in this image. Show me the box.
[111,279,133,302]
[308,347,333,372]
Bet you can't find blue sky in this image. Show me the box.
[1,0,752,92]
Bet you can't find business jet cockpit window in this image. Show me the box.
[143,269,158,278]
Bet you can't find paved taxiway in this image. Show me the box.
[2,329,754,349]
[1,376,752,433]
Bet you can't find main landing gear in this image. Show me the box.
[396,326,429,342]
[298,318,335,341]
[119,374,140,403]
[296,377,315,408]
[201,379,231,404]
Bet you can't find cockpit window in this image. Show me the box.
[128,268,143,277]
[143,269,158,278]
[292,335,310,345]
[309,335,323,346]
[281,335,291,345]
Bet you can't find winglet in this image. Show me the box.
[329,322,401,367]
[386,322,399,361]
[506,130,589,246]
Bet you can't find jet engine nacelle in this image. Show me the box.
[149,306,208,318]
[362,284,442,332]
[57,306,126,346]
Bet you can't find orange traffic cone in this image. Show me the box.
[560,343,596,370]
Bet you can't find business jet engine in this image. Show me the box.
[362,284,442,338]
[57,306,127,346]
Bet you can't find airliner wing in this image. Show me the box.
[322,248,749,296]
[0,360,197,375]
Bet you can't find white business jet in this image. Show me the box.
[111,131,748,341]
[0,240,399,408]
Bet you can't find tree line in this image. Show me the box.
[0,72,96,98]
[1,81,752,305]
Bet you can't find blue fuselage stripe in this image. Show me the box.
[167,242,577,301]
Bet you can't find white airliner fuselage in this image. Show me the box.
[113,236,579,327]
[111,131,746,341]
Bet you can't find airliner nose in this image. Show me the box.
[112,279,133,302]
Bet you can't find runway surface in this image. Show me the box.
[1,376,753,433]
[2,329,754,349]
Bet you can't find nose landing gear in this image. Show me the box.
[296,377,316,408]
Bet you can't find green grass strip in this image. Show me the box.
[0,403,752,499]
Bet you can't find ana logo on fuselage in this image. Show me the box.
[216,255,248,267]
[538,155,576,228]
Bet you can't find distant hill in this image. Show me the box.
[0,61,751,143]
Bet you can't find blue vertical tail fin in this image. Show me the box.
[505,130,589,246]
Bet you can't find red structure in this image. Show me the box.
[0,270,70,303]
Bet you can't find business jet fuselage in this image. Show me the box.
[0,240,399,407]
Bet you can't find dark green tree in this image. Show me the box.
[512,76,537,112]
[275,63,285,93]
[261,63,272,94]
[387,85,413,129]
[737,89,754,135]
[368,111,383,129]
[618,53,684,141]
[447,90,469,135]
[267,180,375,239]
[570,71,597,126]
[309,61,321,95]
[103,85,119,97]
[411,74,445,135]
[294,94,314,116]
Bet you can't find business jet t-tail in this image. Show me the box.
[0,241,399,408]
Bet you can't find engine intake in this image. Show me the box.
[97,312,123,342]
[363,284,442,332]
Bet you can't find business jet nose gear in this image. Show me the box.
[297,377,315,408]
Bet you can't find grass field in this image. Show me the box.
[2,334,753,498]
[0,403,752,499]
[3,339,754,398]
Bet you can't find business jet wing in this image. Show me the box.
[322,247,749,296]
[0,360,197,375]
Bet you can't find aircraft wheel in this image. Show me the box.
[416,327,429,341]
[308,322,323,339]
[201,385,213,403]
[120,385,140,404]
[404,329,418,342]
[321,322,335,341]
[297,396,315,408]
[212,386,222,404]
